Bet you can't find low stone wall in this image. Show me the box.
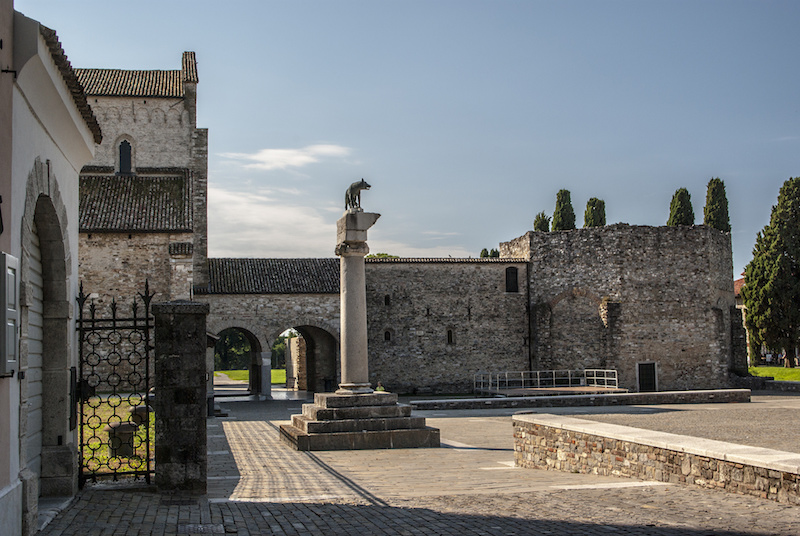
[765,380,800,393]
[411,389,750,410]
[513,414,800,504]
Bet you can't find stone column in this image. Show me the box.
[152,300,209,493]
[335,211,380,394]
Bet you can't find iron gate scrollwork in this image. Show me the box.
[76,281,155,486]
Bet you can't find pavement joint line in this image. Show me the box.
[552,482,673,490]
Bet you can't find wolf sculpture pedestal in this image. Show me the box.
[280,206,439,451]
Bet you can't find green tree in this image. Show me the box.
[480,248,489,258]
[742,177,800,360]
[667,188,695,226]
[365,252,399,258]
[214,329,251,370]
[552,189,576,230]
[489,248,499,258]
[584,198,606,228]
[703,178,731,232]
[533,211,550,232]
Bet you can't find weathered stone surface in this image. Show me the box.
[280,424,440,451]
[513,414,800,505]
[293,415,427,434]
[315,392,398,408]
[303,403,412,421]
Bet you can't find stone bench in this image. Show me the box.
[513,413,800,504]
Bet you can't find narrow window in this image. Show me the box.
[505,267,519,293]
[384,295,391,306]
[384,331,391,342]
[637,362,657,392]
[447,329,454,345]
[119,140,132,174]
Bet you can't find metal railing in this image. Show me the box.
[473,369,618,393]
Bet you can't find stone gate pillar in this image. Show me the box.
[335,211,380,394]
[152,300,209,492]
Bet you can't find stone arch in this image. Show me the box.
[167,108,182,126]
[19,158,77,509]
[134,106,150,124]
[151,108,166,124]
[213,326,264,394]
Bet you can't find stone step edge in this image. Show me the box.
[291,414,427,433]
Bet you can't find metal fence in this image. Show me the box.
[473,369,618,393]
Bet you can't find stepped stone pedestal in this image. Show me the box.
[279,392,440,451]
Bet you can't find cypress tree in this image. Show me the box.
[489,248,500,258]
[552,189,576,231]
[742,177,800,358]
[584,198,606,228]
[533,211,550,232]
[667,188,695,226]
[480,248,489,258]
[703,177,731,232]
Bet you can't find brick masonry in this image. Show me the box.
[513,414,800,505]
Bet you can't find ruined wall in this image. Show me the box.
[501,224,737,391]
[364,260,529,394]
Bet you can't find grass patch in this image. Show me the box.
[80,395,154,478]
[218,369,287,384]
[749,366,800,382]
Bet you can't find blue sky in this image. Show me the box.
[17,0,800,277]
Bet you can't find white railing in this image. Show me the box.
[473,369,618,393]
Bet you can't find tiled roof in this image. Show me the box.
[39,25,102,144]
[201,258,339,295]
[79,173,193,232]
[365,257,527,263]
[75,51,198,98]
[734,278,744,297]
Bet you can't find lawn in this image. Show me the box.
[218,369,286,384]
[748,366,800,382]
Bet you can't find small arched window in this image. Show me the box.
[505,266,519,293]
[119,140,132,174]
[384,331,392,342]
[447,329,454,345]
[384,295,391,306]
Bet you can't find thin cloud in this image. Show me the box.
[219,144,352,171]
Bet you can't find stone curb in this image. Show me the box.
[513,413,800,475]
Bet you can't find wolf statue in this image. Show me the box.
[345,179,371,211]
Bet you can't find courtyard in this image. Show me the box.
[39,392,800,535]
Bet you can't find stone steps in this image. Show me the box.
[280,392,439,451]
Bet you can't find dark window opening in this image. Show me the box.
[505,267,519,293]
[119,140,132,174]
[447,329,454,345]
[638,363,657,392]
[384,295,391,306]
[384,331,391,341]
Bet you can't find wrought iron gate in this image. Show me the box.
[76,282,155,486]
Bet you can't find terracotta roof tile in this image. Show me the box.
[38,25,102,144]
[734,278,745,297]
[364,257,527,263]
[201,258,339,295]
[79,173,193,232]
[75,50,198,98]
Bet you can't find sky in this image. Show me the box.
[15,0,800,277]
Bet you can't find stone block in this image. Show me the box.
[280,424,440,451]
[294,415,427,434]
[314,391,398,408]
[303,403,412,421]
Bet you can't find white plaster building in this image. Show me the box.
[0,3,101,534]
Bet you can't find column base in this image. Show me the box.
[335,383,374,395]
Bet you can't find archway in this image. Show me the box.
[214,327,263,396]
[283,325,338,393]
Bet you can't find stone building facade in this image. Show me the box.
[75,52,208,305]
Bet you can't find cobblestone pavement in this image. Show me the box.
[40,394,800,535]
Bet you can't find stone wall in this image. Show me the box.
[364,260,529,393]
[84,97,194,170]
[513,414,800,505]
[501,224,740,391]
[79,232,194,306]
